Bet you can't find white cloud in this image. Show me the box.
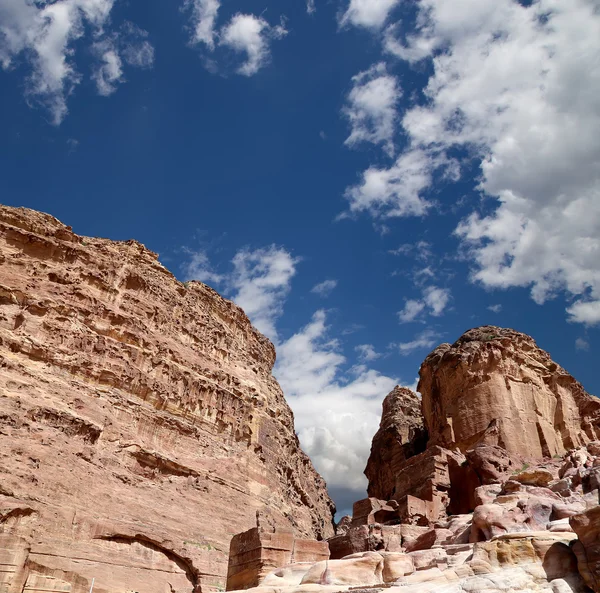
[488,304,502,313]
[355,343,380,362]
[575,337,589,352]
[377,0,600,324]
[567,300,600,326]
[0,0,152,123]
[343,63,400,156]
[121,23,154,68]
[390,240,432,261]
[181,246,399,496]
[185,0,220,49]
[181,249,224,285]
[343,148,440,218]
[397,299,425,323]
[220,14,287,76]
[424,286,449,316]
[394,328,439,355]
[307,0,316,15]
[276,311,397,491]
[398,285,450,322]
[228,246,298,341]
[340,0,401,29]
[311,279,338,297]
[92,39,122,96]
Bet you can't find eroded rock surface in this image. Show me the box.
[365,387,427,501]
[0,206,335,593]
[419,326,600,457]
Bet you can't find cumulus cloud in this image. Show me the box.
[228,246,298,341]
[0,1,152,123]
[181,245,297,340]
[307,0,316,15]
[575,337,589,352]
[181,246,400,501]
[398,286,450,322]
[343,63,400,156]
[355,344,380,362]
[393,328,440,355]
[340,0,401,29]
[375,0,600,323]
[343,148,440,218]
[181,249,224,285]
[311,279,338,297]
[185,0,220,49]
[220,14,287,76]
[92,39,122,96]
[488,304,502,313]
[276,311,397,493]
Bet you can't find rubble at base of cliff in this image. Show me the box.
[225,326,600,593]
[2,205,600,593]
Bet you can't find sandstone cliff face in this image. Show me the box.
[418,326,600,459]
[364,387,427,501]
[0,206,334,593]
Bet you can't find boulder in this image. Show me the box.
[570,505,600,592]
[300,552,384,586]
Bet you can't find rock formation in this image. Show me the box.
[0,206,334,593]
[365,387,427,501]
[419,326,600,457]
[361,326,600,527]
[269,326,600,593]
[226,527,329,590]
[226,442,600,593]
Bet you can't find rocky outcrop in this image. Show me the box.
[226,445,600,593]
[361,327,599,529]
[418,326,600,457]
[570,505,600,592]
[0,206,335,593]
[226,527,329,590]
[365,387,427,501]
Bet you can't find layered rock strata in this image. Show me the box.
[0,206,334,593]
[364,387,427,501]
[363,327,600,527]
[226,526,329,591]
[227,443,600,593]
[419,326,600,457]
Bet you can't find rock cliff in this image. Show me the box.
[0,205,334,593]
[364,387,427,501]
[419,326,600,457]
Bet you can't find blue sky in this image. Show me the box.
[1,0,599,514]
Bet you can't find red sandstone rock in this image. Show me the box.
[226,527,329,590]
[0,206,334,593]
[365,387,427,501]
[418,326,600,458]
[570,505,600,592]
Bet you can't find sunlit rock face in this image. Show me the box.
[419,326,600,458]
[0,205,335,593]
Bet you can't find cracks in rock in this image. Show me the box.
[95,534,201,593]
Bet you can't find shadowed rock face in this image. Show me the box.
[365,387,428,501]
[0,206,335,593]
[418,326,600,458]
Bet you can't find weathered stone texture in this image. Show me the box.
[570,505,600,592]
[226,528,329,591]
[365,387,427,501]
[418,326,600,457]
[0,206,334,593]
